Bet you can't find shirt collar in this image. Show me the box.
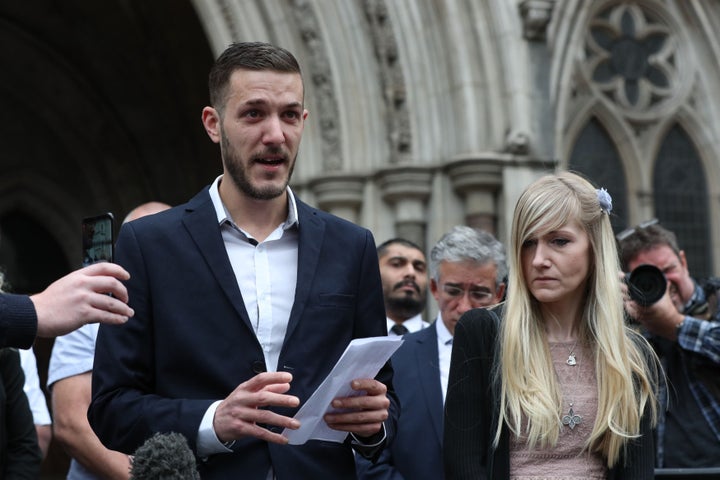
[435,313,453,345]
[208,175,299,230]
[387,314,425,332]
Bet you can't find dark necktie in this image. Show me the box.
[391,324,409,336]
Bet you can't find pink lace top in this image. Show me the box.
[509,341,608,480]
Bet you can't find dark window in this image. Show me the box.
[568,118,629,233]
[654,125,711,279]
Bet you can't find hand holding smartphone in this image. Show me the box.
[82,213,114,267]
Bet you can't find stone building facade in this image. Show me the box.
[2,0,720,476]
[193,0,720,278]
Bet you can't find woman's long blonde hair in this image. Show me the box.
[494,171,657,467]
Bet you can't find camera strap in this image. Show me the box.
[685,280,713,320]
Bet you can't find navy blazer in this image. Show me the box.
[357,324,444,480]
[89,187,397,480]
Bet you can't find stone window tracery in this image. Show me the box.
[583,1,687,120]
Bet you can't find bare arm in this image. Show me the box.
[35,425,52,459]
[31,263,134,338]
[51,372,131,480]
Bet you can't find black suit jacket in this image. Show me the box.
[0,294,37,349]
[0,348,41,479]
[89,187,397,479]
[357,324,445,479]
[443,308,655,479]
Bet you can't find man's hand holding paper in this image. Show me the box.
[282,336,402,445]
[324,378,390,437]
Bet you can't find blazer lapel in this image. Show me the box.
[415,327,444,444]
[181,189,254,334]
[283,200,324,344]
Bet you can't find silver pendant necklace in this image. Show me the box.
[557,340,583,429]
[562,403,582,429]
[566,339,579,366]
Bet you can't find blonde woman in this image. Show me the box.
[444,171,658,479]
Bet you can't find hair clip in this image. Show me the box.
[596,188,612,214]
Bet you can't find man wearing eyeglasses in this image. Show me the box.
[618,220,720,469]
[357,226,507,480]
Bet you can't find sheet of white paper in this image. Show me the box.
[282,335,403,445]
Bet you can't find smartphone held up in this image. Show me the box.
[82,212,114,267]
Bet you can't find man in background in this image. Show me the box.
[618,220,720,468]
[357,226,507,479]
[19,347,52,458]
[48,201,170,479]
[377,238,429,336]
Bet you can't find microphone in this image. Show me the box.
[130,432,200,479]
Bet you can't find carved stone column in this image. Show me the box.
[446,156,504,236]
[377,167,433,251]
[309,175,366,224]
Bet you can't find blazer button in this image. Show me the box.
[252,360,267,374]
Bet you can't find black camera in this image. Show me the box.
[625,264,667,306]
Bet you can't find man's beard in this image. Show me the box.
[220,129,296,201]
[386,295,425,320]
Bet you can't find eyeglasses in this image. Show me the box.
[441,284,494,304]
[616,218,659,242]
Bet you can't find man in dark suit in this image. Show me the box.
[356,226,506,479]
[376,238,429,336]
[89,42,397,479]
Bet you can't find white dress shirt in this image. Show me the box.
[198,175,299,457]
[19,347,52,425]
[435,314,453,404]
[386,314,429,336]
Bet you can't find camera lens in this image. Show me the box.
[626,264,667,306]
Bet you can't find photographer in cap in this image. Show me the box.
[617,220,720,469]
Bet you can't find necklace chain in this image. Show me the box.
[553,340,584,429]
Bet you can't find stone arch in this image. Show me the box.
[190,0,534,249]
[0,18,143,253]
[653,123,712,277]
[650,110,720,273]
[553,0,720,276]
[561,98,643,181]
[191,0,531,168]
[566,116,629,230]
[0,174,81,272]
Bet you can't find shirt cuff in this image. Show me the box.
[350,423,387,461]
[196,400,233,457]
[349,424,386,447]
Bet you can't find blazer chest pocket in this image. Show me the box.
[317,293,355,309]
